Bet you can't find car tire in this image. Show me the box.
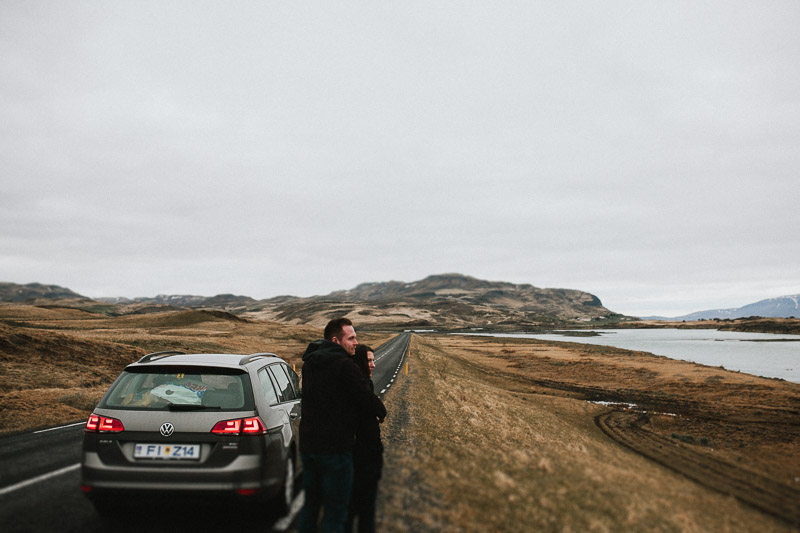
[275,455,295,516]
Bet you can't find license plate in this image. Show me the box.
[134,443,200,460]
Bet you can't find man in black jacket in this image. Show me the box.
[298,318,386,533]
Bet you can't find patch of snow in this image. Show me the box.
[590,400,638,409]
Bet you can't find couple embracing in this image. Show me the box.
[298,318,386,533]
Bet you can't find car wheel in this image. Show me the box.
[276,455,294,515]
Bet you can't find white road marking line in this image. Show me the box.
[34,421,86,433]
[0,463,81,496]
[273,490,305,531]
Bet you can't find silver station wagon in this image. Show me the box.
[80,351,301,516]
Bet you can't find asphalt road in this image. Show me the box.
[0,333,409,533]
[371,331,411,398]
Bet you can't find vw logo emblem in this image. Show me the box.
[160,422,175,437]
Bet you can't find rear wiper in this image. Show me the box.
[167,403,220,411]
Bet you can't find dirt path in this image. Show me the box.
[596,410,800,527]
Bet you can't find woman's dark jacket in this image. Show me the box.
[299,339,386,454]
[353,379,384,473]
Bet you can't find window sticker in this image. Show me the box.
[149,377,208,405]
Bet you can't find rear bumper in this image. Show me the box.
[81,452,282,494]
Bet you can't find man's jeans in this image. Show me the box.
[298,452,354,533]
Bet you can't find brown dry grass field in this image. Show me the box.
[0,304,390,434]
[1,304,799,531]
[377,334,800,532]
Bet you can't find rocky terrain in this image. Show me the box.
[245,273,626,329]
[1,275,628,330]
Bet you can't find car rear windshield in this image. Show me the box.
[99,366,254,411]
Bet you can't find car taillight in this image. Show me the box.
[242,417,266,435]
[211,416,266,436]
[211,419,241,435]
[85,414,124,433]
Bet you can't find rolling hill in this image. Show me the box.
[241,274,625,329]
[0,282,84,302]
[0,275,624,329]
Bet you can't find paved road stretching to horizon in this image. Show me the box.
[0,332,410,532]
[371,331,411,397]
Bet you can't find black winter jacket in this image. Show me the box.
[299,340,386,454]
[353,379,384,473]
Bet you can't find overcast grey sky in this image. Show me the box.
[2,1,799,317]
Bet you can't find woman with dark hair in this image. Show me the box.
[346,344,383,533]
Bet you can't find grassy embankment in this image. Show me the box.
[377,334,800,532]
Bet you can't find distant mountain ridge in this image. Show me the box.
[5,279,798,326]
[647,294,800,321]
[96,293,257,308]
[0,282,84,302]
[327,273,603,305]
[246,273,621,328]
[0,275,622,329]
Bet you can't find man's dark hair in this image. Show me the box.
[353,344,373,378]
[323,317,353,341]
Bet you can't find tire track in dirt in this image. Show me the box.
[596,410,800,527]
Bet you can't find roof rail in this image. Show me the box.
[239,353,277,366]
[138,351,186,364]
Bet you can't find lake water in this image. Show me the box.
[466,329,800,383]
